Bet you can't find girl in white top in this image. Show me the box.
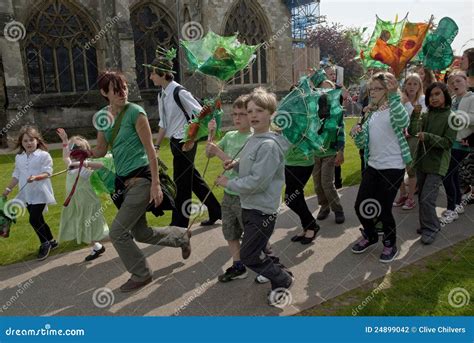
[2,126,57,261]
[393,73,427,210]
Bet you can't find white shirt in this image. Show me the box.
[12,149,56,205]
[368,108,405,170]
[404,95,427,116]
[158,81,202,139]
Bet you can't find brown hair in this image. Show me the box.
[463,48,474,76]
[16,126,48,154]
[448,69,468,81]
[233,94,249,109]
[98,71,128,100]
[69,135,91,152]
[245,87,277,114]
[403,73,424,103]
[417,66,436,93]
[151,57,174,81]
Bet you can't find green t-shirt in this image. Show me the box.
[285,146,314,167]
[217,130,252,195]
[95,103,149,177]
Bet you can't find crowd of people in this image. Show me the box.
[2,47,473,307]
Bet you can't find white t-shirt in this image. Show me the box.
[158,81,202,140]
[367,108,405,170]
[404,95,427,115]
[12,149,56,205]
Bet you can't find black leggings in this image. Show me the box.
[27,204,54,244]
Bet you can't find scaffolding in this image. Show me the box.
[285,0,325,46]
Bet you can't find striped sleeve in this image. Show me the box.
[389,93,410,129]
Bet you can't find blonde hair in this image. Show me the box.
[69,135,91,151]
[318,80,336,89]
[245,87,277,114]
[403,73,424,103]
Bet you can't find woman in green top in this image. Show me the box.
[90,71,191,293]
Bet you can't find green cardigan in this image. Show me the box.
[353,93,412,167]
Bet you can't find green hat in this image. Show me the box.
[143,46,177,74]
[309,69,327,87]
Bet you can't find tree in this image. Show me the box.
[308,23,364,86]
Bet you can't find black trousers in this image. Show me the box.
[284,165,318,231]
[170,138,221,228]
[443,148,469,210]
[27,204,53,244]
[240,209,291,290]
[354,166,404,247]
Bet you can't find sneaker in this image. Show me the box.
[85,246,106,261]
[255,275,270,284]
[218,266,248,282]
[334,211,345,224]
[49,240,59,250]
[316,209,330,220]
[455,205,465,214]
[393,195,407,207]
[37,242,52,261]
[379,246,398,263]
[402,198,416,210]
[351,229,378,254]
[440,210,459,224]
[267,274,294,307]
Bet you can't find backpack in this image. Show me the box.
[172,86,204,122]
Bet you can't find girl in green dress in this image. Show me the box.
[56,128,108,261]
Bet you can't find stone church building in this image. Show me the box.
[0,0,318,147]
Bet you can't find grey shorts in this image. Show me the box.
[221,192,243,241]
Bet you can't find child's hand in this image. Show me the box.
[223,159,237,170]
[417,132,425,142]
[27,175,36,183]
[208,118,217,134]
[335,151,344,166]
[386,74,399,94]
[206,142,218,156]
[56,128,68,143]
[68,162,80,170]
[350,124,362,137]
[215,175,228,187]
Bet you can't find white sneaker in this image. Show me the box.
[455,205,465,214]
[440,210,459,224]
[255,275,270,284]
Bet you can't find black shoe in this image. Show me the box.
[85,246,106,261]
[335,211,345,224]
[218,265,248,282]
[201,217,221,226]
[37,242,52,261]
[335,183,343,189]
[317,209,330,220]
[119,277,152,292]
[291,232,306,242]
[300,226,319,245]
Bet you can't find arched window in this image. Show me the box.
[130,2,179,90]
[24,0,98,94]
[224,0,269,85]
